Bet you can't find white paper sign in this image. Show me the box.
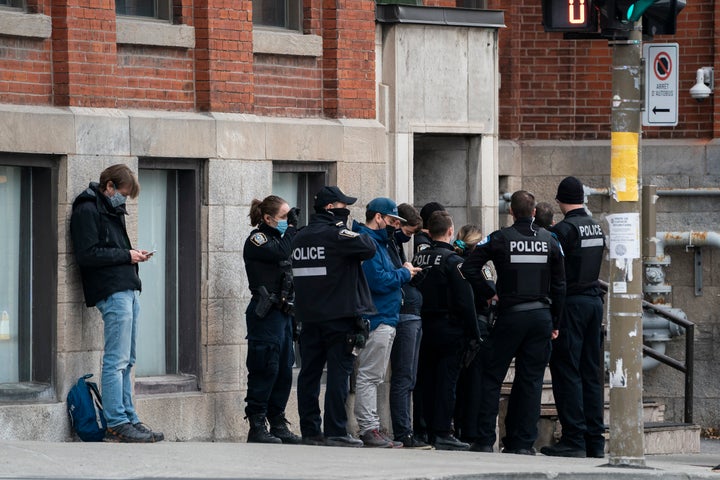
[607,213,640,259]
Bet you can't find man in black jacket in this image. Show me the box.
[412,210,480,451]
[541,177,606,459]
[70,164,162,443]
[462,190,565,455]
[292,186,376,447]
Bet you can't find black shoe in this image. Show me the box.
[434,434,470,451]
[502,447,536,455]
[105,422,154,443]
[246,414,282,444]
[540,443,586,458]
[132,422,165,442]
[397,433,434,450]
[268,414,302,445]
[469,442,493,453]
[301,434,325,446]
[586,449,605,458]
[325,434,364,447]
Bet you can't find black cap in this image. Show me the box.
[420,202,446,225]
[556,176,585,204]
[313,186,357,209]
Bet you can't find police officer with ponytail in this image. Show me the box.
[541,177,606,459]
[461,190,565,455]
[243,195,301,444]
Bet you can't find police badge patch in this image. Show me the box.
[250,232,268,246]
[482,265,494,281]
[417,244,430,251]
[339,229,359,238]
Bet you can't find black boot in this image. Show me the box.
[247,414,281,444]
[268,413,302,444]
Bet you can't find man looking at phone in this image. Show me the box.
[71,164,163,443]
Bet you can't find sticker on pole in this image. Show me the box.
[643,43,679,127]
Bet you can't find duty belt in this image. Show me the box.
[502,300,550,313]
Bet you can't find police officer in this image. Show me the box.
[414,202,445,255]
[292,186,377,447]
[243,195,301,444]
[462,190,565,455]
[412,211,481,451]
[541,177,606,459]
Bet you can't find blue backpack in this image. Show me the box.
[67,374,107,442]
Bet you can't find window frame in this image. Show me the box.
[272,161,335,225]
[134,158,201,395]
[115,0,172,23]
[0,154,57,403]
[252,0,302,32]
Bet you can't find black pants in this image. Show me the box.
[454,344,488,442]
[549,295,605,452]
[244,301,295,418]
[475,308,553,450]
[417,329,464,437]
[297,317,356,438]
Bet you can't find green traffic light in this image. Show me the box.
[625,0,658,22]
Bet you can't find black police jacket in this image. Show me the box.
[550,208,605,297]
[70,182,141,307]
[412,241,480,341]
[291,211,377,323]
[413,230,432,255]
[243,222,296,299]
[462,217,566,327]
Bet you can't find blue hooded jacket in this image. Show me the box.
[355,223,412,330]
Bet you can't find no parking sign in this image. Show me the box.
[643,43,679,127]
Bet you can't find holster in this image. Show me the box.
[254,286,277,318]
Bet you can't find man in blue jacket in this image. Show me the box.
[353,197,420,448]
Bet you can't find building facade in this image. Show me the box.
[0,0,718,441]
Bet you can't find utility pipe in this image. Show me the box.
[654,231,720,258]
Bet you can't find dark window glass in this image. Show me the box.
[116,0,171,21]
[0,157,57,403]
[252,0,302,31]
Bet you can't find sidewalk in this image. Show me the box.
[1,440,719,480]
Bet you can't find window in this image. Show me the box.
[252,0,302,31]
[0,157,56,402]
[0,0,24,9]
[116,0,171,21]
[272,162,334,226]
[135,160,200,393]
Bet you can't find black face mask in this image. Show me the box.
[394,229,412,244]
[385,226,396,237]
[328,207,350,220]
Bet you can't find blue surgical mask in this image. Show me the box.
[276,220,289,235]
[109,192,126,208]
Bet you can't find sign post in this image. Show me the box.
[643,43,679,127]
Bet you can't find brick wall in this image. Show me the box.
[321,0,376,119]
[489,0,718,140]
[0,36,53,105]
[253,54,323,117]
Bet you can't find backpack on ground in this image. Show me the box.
[67,373,107,441]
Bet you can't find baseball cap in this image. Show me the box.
[313,186,357,208]
[555,176,585,204]
[367,197,406,223]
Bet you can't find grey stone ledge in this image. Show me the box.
[0,11,51,39]
[253,29,322,57]
[116,17,195,49]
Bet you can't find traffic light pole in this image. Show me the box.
[607,23,646,467]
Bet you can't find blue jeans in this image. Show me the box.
[95,290,140,428]
[389,317,422,439]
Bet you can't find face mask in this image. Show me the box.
[328,207,350,220]
[385,226,396,237]
[109,192,126,208]
[276,220,289,235]
[394,229,412,244]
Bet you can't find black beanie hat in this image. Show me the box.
[556,176,585,204]
[420,202,445,225]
